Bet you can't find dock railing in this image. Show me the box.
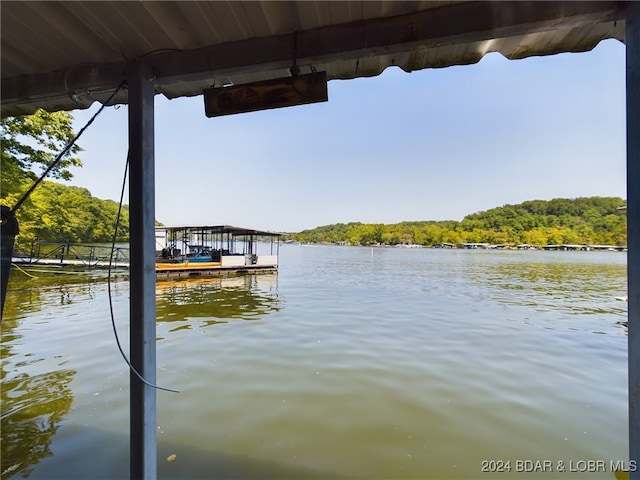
[13,241,130,268]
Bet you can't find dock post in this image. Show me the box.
[0,205,19,320]
[627,2,640,477]
[128,62,157,480]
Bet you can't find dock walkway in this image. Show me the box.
[12,242,130,269]
[12,226,281,278]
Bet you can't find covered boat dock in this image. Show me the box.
[155,225,280,277]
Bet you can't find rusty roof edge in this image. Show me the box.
[0,1,628,117]
[150,1,628,85]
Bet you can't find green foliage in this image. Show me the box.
[1,109,82,197]
[1,109,130,246]
[5,180,129,246]
[287,197,627,247]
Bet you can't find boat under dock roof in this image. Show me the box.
[155,224,280,278]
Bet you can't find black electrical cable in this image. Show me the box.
[107,152,179,394]
[3,81,125,320]
[5,76,178,392]
[11,81,127,214]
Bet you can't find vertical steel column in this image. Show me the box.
[128,63,157,480]
[628,2,640,477]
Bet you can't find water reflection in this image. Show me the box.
[0,249,630,479]
[156,274,282,325]
[465,255,627,317]
[3,268,115,314]
[1,365,75,478]
[1,272,103,479]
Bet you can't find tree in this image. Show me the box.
[523,228,548,246]
[16,181,130,244]
[1,109,133,245]
[1,109,81,198]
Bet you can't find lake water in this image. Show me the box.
[1,245,630,479]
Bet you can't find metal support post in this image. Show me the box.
[0,205,19,320]
[128,62,157,480]
[628,2,640,477]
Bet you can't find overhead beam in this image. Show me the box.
[0,1,625,116]
[150,0,625,84]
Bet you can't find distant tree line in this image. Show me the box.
[287,197,627,247]
[1,112,626,249]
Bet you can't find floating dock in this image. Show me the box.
[11,225,281,278]
[155,225,280,278]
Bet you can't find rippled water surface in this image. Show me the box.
[1,246,629,479]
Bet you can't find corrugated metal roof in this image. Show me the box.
[0,1,627,116]
[156,225,281,237]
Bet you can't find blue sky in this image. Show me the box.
[70,39,626,233]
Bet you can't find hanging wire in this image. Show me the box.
[11,263,38,279]
[12,268,78,275]
[7,73,178,392]
[11,47,185,215]
[11,80,127,214]
[108,152,179,394]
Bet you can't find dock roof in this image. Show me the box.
[1,1,626,117]
[156,225,281,237]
